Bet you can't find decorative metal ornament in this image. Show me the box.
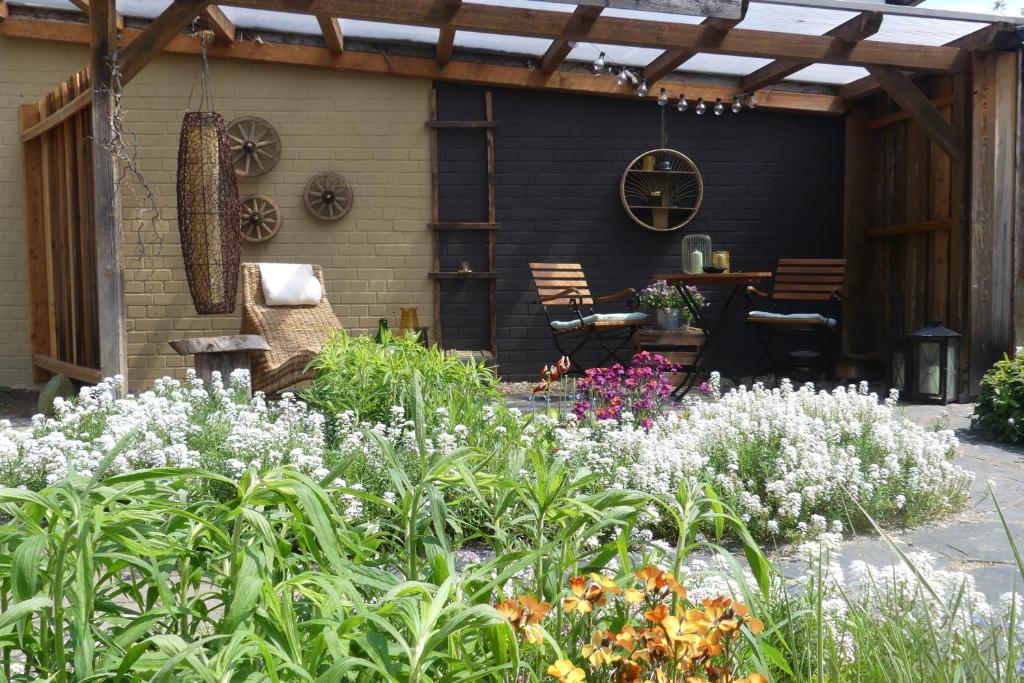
[177,110,242,314]
[304,172,353,221]
[226,116,281,177]
[239,194,282,243]
[620,148,703,232]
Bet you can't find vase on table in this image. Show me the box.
[654,308,689,331]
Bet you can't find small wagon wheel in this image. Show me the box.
[303,172,353,221]
[227,116,281,177]
[239,194,282,243]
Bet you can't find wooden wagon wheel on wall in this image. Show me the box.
[239,194,282,243]
[620,148,703,232]
[227,116,281,177]
[304,171,353,221]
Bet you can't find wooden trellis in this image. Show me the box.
[20,67,101,384]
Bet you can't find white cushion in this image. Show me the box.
[259,263,323,307]
[550,312,648,332]
[748,310,837,328]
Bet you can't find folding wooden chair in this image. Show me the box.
[531,262,648,372]
[745,258,846,383]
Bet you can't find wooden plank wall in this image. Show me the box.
[843,72,968,390]
[20,67,101,384]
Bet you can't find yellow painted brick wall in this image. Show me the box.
[0,34,433,389]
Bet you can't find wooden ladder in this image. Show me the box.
[427,89,498,359]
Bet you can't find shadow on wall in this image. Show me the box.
[434,83,844,379]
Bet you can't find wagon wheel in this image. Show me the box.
[239,194,282,243]
[227,116,281,177]
[304,172,353,221]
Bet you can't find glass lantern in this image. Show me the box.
[905,321,961,404]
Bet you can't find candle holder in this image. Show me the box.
[681,234,712,274]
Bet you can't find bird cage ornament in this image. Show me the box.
[176,31,241,314]
[681,234,712,274]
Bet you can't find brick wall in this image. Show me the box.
[0,34,433,389]
[436,83,845,379]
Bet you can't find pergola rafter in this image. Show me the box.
[435,0,462,67]
[741,11,881,93]
[200,4,235,43]
[316,13,343,53]
[642,8,747,84]
[539,4,603,75]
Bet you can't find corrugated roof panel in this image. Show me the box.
[784,62,870,85]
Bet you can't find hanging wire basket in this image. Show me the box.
[175,31,242,315]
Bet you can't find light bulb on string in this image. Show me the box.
[636,80,649,97]
[713,98,724,115]
[592,51,606,73]
[695,97,706,115]
[677,96,688,112]
[731,96,742,114]
[657,87,668,106]
[616,69,630,86]
[747,93,759,109]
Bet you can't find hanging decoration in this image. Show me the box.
[303,172,353,221]
[239,194,282,243]
[227,116,282,177]
[176,29,242,314]
[620,105,703,232]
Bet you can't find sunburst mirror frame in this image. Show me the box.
[619,148,703,232]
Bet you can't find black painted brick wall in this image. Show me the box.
[435,83,844,379]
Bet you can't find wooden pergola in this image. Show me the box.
[2,0,1021,394]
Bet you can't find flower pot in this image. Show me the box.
[654,308,689,331]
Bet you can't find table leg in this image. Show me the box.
[671,284,743,397]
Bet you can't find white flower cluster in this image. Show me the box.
[0,371,329,491]
[555,381,973,538]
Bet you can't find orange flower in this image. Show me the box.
[582,630,620,667]
[496,595,551,644]
[563,576,607,614]
[589,573,622,594]
[494,599,523,624]
[643,604,669,624]
[547,659,586,683]
[556,355,572,375]
[624,588,645,604]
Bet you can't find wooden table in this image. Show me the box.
[653,272,773,395]
[168,334,270,389]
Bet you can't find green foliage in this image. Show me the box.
[302,329,499,428]
[974,348,1024,443]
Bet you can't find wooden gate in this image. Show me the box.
[20,67,101,384]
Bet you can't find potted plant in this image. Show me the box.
[638,280,704,330]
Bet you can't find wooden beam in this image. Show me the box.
[117,0,210,84]
[0,2,8,22]
[200,4,235,42]
[641,1,746,82]
[840,22,1019,102]
[89,0,126,386]
[68,0,89,12]
[315,13,343,53]
[866,93,954,130]
[219,0,966,72]
[741,11,881,92]
[3,16,847,115]
[866,218,950,238]
[435,0,461,66]
[866,65,963,162]
[514,0,744,19]
[540,4,602,75]
[33,354,103,384]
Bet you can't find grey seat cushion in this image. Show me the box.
[550,311,648,333]
[748,310,837,328]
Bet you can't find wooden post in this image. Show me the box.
[90,0,128,388]
[968,50,1019,393]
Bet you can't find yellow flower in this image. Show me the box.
[589,573,622,594]
[563,576,606,614]
[624,588,645,604]
[547,659,586,683]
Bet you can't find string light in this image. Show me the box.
[636,80,650,97]
[695,97,706,115]
[616,69,630,86]
[656,87,668,105]
[713,98,724,115]
[731,95,742,114]
[677,96,688,112]
[747,93,759,109]
[592,51,606,73]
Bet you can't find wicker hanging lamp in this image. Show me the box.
[176,31,241,315]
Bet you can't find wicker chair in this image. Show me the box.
[240,263,343,395]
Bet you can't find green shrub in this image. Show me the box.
[302,329,499,428]
[973,347,1024,443]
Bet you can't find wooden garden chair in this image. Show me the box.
[745,258,846,383]
[240,263,343,395]
[531,262,648,372]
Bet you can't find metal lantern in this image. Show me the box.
[904,321,961,404]
[176,111,242,314]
